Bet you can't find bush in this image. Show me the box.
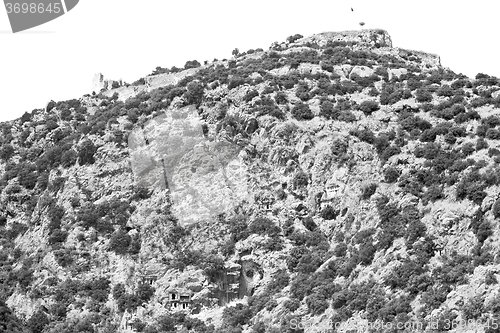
[286,34,303,43]
[248,217,280,237]
[27,309,50,333]
[419,129,437,142]
[493,200,500,219]
[360,183,377,200]
[384,167,400,183]
[295,81,311,101]
[77,140,97,165]
[291,103,314,120]
[0,144,14,161]
[61,149,77,168]
[476,138,489,151]
[487,128,500,139]
[267,270,290,293]
[305,293,329,315]
[136,283,155,303]
[461,295,484,320]
[109,229,131,255]
[293,171,309,188]
[222,303,252,328]
[283,299,300,312]
[54,248,74,267]
[184,60,201,69]
[48,229,68,246]
[320,206,338,220]
[359,100,380,115]
[416,88,433,102]
[274,91,288,105]
[243,90,259,102]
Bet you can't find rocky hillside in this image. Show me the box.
[2,29,500,333]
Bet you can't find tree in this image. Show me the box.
[359,100,380,115]
[0,144,14,161]
[27,309,49,333]
[184,81,205,106]
[61,149,77,168]
[136,283,155,303]
[493,199,500,219]
[184,60,201,69]
[291,103,313,120]
[77,140,97,165]
[0,299,26,333]
[286,34,303,43]
[384,167,400,183]
[109,229,131,255]
[361,183,377,200]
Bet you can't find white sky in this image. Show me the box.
[0,0,499,122]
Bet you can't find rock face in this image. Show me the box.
[128,105,249,225]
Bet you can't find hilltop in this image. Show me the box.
[1,29,500,333]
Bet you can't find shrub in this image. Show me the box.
[293,171,309,188]
[48,229,68,246]
[291,103,314,120]
[319,100,338,119]
[184,60,201,69]
[320,206,338,220]
[295,81,311,101]
[109,229,131,255]
[461,142,476,156]
[487,128,500,139]
[461,295,484,320]
[77,140,97,165]
[184,81,205,106]
[493,199,500,218]
[274,91,288,105]
[380,145,401,163]
[384,167,400,183]
[17,162,38,189]
[243,90,259,102]
[283,299,300,312]
[54,248,74,267]
[222,303,252,328]
[267,270,290,293]
[416,88,433,102]
[476,138,489,151]
[136,283,155,303]
[27,309,50,333]
[0,144,14,161]
[359,100,380,115]
[334,242,347,257]
[305,293,328,315]
[248,217,280,236]
[286,34,303,43]
[61,149,78,168]
[361,183,377,200]
[358,239,376,265]
[419,129,437,142]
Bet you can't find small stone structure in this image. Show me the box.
[92,73,123,93]
[167,289,192,311]
[138,263,164,286]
